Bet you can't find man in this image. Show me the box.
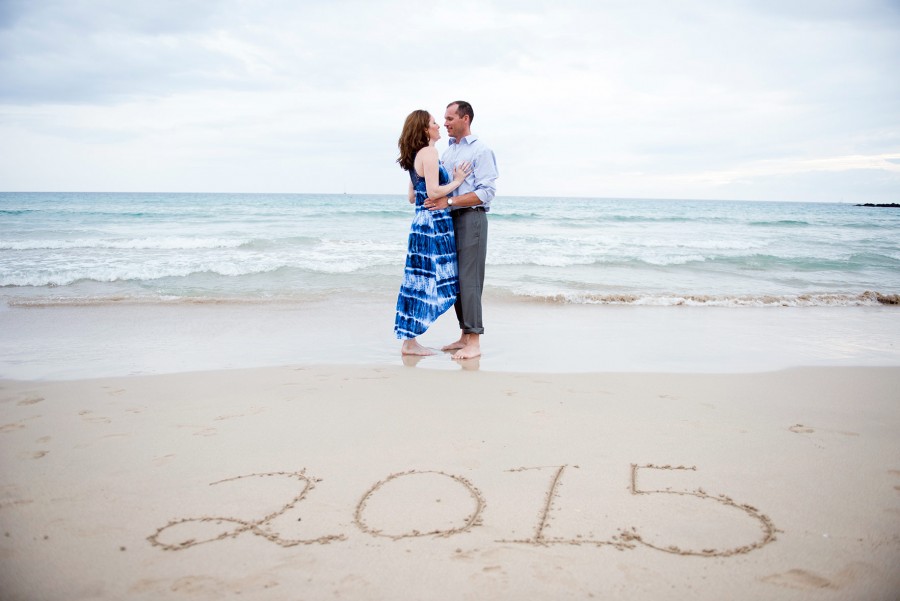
[423,100,499,360]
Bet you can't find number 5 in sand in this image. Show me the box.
[623,464,778,557]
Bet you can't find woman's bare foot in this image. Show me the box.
[401,338,434,356]
[442,333,467,351]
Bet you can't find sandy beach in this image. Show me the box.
[3,0,900,596]
[1,333,899,600]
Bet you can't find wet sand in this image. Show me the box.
[1,298,899,379]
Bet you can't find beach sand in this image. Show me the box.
[1,362,899,600]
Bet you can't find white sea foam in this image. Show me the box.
[0,264,280,287]
[0,237,249,250]
[506,290,899,307]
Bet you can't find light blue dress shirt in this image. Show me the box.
[441,134,499,212]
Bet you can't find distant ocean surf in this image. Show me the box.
[2,192,898,308]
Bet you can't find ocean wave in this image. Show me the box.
[4,293,334,308]
[749,220,810,227]
[0,254,401,286]
[0,237,250,251]
[488,252,758,268]
[506,290,900,307]
[0,263,285,287]
[238,236,321,250]
[704,253,900,271]
[494,212,699,225]
[7,289,897,309]
[487,251,900,270]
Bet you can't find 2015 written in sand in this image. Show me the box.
[149,463,777,558]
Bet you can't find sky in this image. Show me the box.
[1,0,899,202]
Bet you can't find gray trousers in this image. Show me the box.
[451,208,488,334]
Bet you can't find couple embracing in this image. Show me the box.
[393,101,499,360]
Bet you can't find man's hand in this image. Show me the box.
[423,196,449,211]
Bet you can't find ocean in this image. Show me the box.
[2,192,898,308]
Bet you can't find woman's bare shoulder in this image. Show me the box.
[415,146,439,159]
[414,146,438,174]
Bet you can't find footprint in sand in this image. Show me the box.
[176,424,218,437]
[152,454,176,467]
[0,423,25,433]
[763,563,881,592]
[761,569,835,590]
[17,395,44,406]
[890,470,900,493]
[169,575,227,594]
[78,410,111,424]
[789,423,859,436]
[789,424,815,434]
[19,450,48,460]
[214,407,266,421]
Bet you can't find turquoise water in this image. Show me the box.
[2,192,899,307]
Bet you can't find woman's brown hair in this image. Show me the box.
[397,110,431,171]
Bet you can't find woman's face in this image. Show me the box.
[427,116,441,142]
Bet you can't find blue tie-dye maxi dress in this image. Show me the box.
[394,164,459,339]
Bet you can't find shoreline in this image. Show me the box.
[1,364,898,600]
[1,298,899,381]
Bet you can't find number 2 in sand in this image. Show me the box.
[148,470,345,551]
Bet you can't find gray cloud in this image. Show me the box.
[0,0,898,200]
[0,0,255,103]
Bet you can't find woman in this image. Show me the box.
[394,110,471,355]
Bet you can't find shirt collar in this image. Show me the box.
[449,134,477,145]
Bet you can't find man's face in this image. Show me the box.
[444,104,467,139]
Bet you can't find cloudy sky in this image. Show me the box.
[1,0,898,202]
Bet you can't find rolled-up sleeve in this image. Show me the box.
[472,146,499,208]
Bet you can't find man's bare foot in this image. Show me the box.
[452,343,481,360]
[401,339,434,356]
[442,333,467,351]
[452,335,481,360]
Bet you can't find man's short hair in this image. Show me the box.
[448,100,474,124]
